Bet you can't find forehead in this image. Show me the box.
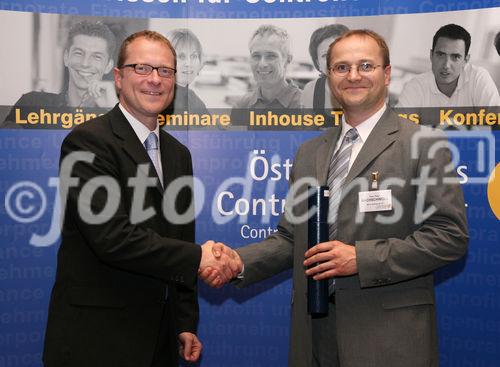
[124,37,175,66]
[69,34,109,54]
[250,34,284,54]
[330,35,383,63]
[433,37,466,55]
[176,39,201,54]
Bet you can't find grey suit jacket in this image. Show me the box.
[236,108,468,367]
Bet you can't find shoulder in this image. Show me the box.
[62,109,115,152]
[13,90,64,106]
[285,83,302,108]
[405,71,433,89]
[160,130,191,158]
[296,128,334,155]
[467,63,495,83]
[300,80,315,107]
[389,110,447,148]
[234,91,256,108]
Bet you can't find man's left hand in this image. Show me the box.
[303,240,357,279]
[178,332,202,362]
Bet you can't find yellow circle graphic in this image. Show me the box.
[487,162,500,220]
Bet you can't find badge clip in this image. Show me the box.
[371,171,379,190]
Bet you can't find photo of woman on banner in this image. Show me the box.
[163,28,209,115]
[300,23,349,111]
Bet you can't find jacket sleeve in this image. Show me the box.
[60,124,202,287]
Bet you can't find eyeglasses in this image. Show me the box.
[329,62,383,76]
[120,63,176,78]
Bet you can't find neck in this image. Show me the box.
[436,77,459,98]
[343,101,385,127]
[260,80,288,101]
[119,101,158,131]
[66,83,86,107]
[141,119,157,131]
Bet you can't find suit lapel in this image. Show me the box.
[159,131,175,190]
[344,109,399,185]
[316,127,342,185]
[109,105,164,194]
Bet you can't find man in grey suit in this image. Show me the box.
[203,29,468,367]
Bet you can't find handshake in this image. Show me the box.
[199,241,243,288]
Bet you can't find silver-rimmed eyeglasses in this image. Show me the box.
[329,62,383,76]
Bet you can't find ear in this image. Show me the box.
[384,64,392,86]
[104,58,114,74]
[465,54,470,63]
[429,49,433,62]
[113,67,122,91]
[63,50,69,67]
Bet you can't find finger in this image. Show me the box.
[312,269,337,280]
[182,336,193,360]
[305,261,334,277]
[212,242,224,258]
[304,242,336,259]
[190,338,202,361]
[205,270,222,286]
[199,267,214,279]
[304,252,334,267]
[218,260,233,282]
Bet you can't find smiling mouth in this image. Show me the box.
[76,70,96,78]
[142,91,162,96]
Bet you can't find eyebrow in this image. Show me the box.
[434,50,463,57]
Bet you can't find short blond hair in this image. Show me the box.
[327,29,390,70]
[117,30,176,68]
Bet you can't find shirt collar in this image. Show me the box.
[248,82,297,107]
[119,103,160,146]
[431,62,471,95]
[341,104,386,143]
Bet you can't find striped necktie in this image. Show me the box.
[327,128,359,294]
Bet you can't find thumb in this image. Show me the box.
[182,336,193,360]
[212,242,223,258]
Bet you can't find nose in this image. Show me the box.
[258,56,269,68]
[346,66,362,81]
[81,54,91,67]
[443,56,452,69]
[148,69,162,84]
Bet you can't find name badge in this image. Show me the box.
[358,190,392,212]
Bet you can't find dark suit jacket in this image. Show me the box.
[236,108,468,367]
[43,105,201,367]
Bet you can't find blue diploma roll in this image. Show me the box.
[307,186,330,315]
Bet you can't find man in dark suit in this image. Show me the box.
[43,30,238,367]
[204,29,468,366]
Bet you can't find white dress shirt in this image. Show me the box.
[119,104,164,186]
[334,104,387,172]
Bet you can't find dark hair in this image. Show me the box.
[67,21,117,60]
[117,30,176,68]
[494,31,500,56]
[432,24,471,55]
[308,24,349,71]
[327,29,390,70]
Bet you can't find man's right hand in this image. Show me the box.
[199,241,242,288]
